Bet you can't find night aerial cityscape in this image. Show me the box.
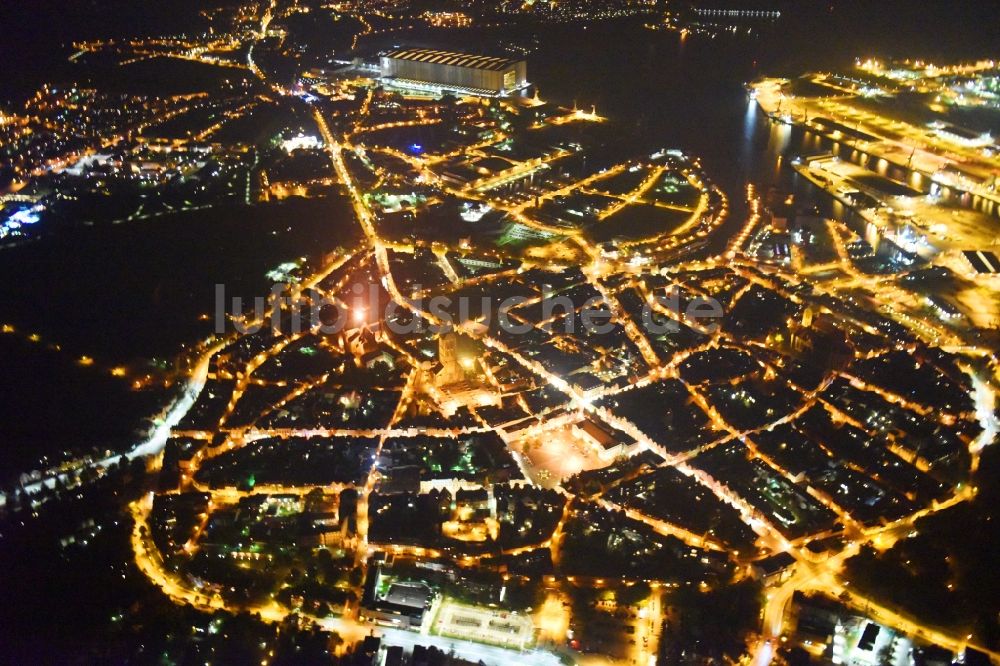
[2,1,1000,665]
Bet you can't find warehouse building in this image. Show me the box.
[379,48,528,96]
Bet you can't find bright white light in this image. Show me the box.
[281,134,321,153]
[460,202,491,222]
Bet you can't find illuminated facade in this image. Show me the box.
[380,48,527,96]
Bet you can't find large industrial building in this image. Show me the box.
[379,48,527,96]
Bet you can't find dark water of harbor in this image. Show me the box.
[524,3,1000,245]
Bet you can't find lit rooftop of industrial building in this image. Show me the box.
[383,48,521,71]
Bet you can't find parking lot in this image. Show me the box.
[433,599,536,650]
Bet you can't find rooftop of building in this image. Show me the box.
[384,582,432,609]
[383,48,522,71]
